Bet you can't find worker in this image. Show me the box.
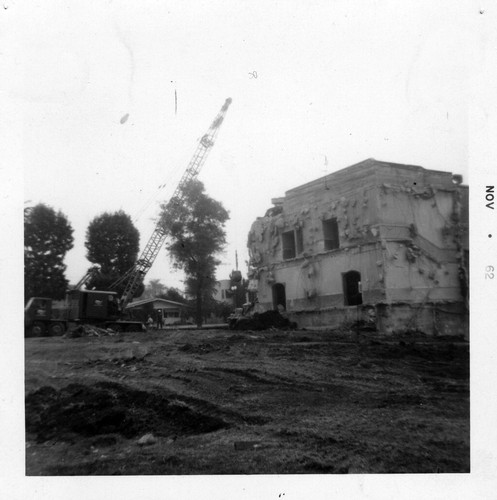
[146,315,154,331]
[107,295,119,319]
[156,309,164,330]
[277,303,289,319]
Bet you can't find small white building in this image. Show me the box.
[125,297,193,325]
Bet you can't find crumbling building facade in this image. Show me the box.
[247,159,469,336]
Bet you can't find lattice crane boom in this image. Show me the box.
[73,265,101,291]
[114,97,232,309]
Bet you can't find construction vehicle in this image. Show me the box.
[24,297,68,337]
[24,98,232,336]
[227,301,296,331]
[110,97,232,311]
[24,291,143,336]
[72,265,101,290]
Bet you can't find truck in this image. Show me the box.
[24,297,67,337]
[24,98,232,337]
[24,291,145,337]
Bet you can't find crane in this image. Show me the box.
[72,265,101,290]
[111,97,233,310]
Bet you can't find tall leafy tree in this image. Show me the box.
[158,287,187,304]
[84,210,141,296]
[159,179,229,327]
[142,280,187,304]
[142,279,167,299]
[24,203,74,302]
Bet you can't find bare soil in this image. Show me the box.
[25,328,469,475]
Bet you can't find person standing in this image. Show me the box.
[156,309,164,330]
[146,315,154,331]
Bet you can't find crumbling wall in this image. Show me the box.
[247,164,380,269]
[247,165,385,314]
[254,242,386,311]
[376,302,468,338]
[383,241,462,303]
[378,184,462,249]
[247,159,468,336]
[289,305,374,330]
[376,170,468,305]
[283,179,380,255]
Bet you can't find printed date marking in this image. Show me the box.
[485,265,494,280]
[486,186,494,209]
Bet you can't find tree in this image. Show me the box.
[84,210,142,296]
[142,279,186,303]
[212,300,234,322]
[185,272,219,323]
[157,287,187,304]
[24,203,74,302]
[159,179,229,327]
[142,279,167,299]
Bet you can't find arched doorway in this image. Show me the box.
[272,283,286,311]
[343,270,363,306]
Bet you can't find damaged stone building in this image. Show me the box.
[247,158,469,336]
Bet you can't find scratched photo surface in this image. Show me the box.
[5,0,497,498]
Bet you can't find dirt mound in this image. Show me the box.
[178,342,229,354]
[26,382,229,443]
[230,310,297,331]
[25,330,470,475]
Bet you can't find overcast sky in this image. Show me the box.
[9,0,480,291]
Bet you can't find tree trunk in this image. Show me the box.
[195,276,203,328]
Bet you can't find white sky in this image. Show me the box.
[8,0,476,291]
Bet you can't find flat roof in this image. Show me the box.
[285,158,456,196]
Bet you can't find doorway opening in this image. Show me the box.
[343,270,363,306]
[272,283,286,311]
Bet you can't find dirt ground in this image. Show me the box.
[25,327,469,475]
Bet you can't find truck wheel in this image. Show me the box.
[30,322,45,337]
[49,323,65,336]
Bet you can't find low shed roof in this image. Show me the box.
[125,297,192,309]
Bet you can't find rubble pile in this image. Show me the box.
[63,325,118,338]
[229,310,297,331]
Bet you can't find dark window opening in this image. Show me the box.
[343,270,363,306]
[282,231,296,260]
[323,218,339,250]
[296,228,304,255]
[272,283,286,311]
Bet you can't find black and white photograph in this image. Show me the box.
[3,0,497,498]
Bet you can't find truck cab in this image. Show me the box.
[66,289,119,322]
[24,297,67,337]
